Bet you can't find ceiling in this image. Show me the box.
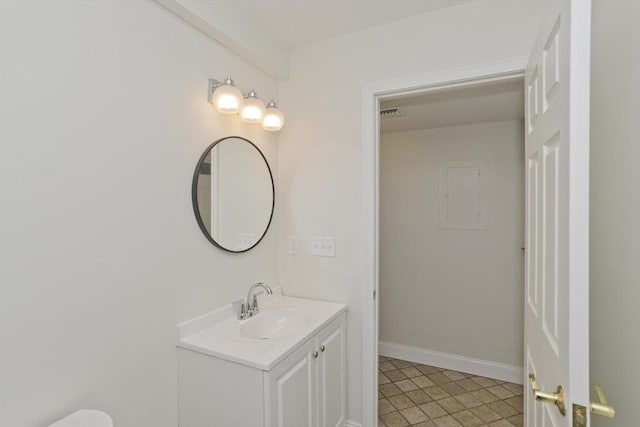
[232,0,474,48]
[380,79,524,133]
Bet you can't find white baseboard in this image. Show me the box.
[379,341,523,384]
[346,421,362,427]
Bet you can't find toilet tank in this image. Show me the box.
[49,410,113,427]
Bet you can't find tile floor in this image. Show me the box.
[378,356,523,427]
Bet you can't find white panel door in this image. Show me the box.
[269,339,317,427]
[317,318,346,427]
[524,1,591,426]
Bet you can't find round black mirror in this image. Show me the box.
[192,136,274,252]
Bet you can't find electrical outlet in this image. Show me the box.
[287,236,298,255]
[310,237,336,257]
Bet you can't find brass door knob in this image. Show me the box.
[591,385,616,418]
[529,374,567,416]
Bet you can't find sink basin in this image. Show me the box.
[177,291,347,370]
[239,308,308,340]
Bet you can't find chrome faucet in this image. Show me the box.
[234,283,273,320]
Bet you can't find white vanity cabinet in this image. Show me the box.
[267,315,346,427]
[178,311,346,427]
[316,316,347,427]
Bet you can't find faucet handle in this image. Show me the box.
[232,298,247,320]
[251,294,259,312]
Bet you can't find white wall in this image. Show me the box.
[276,1,550,422]
[590,1,640,426]
[379,120,524,367]
[0,2,278,426]
[155,0,289,80]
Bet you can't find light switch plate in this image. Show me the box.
[287,236,298,255]
[310,237,336,257]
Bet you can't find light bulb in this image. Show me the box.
[212,75,243,115]
[240,90,266,123]
[262,100,285,131]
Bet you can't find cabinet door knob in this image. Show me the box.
[320,345,325,352]
[312,351,319,358]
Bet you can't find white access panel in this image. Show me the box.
[439,160,489,230]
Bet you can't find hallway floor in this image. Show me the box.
[378,356,523,427]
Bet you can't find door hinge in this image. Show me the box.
[373,290,376,300]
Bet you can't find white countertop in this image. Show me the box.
[177,289,346,371]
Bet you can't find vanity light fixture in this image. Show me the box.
[208,76,285,131]
[209,75,243,115]
[262,100,285,132]
[240,90,266,123]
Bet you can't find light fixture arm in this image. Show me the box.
[208,75,242,102]
[207,78,222,103]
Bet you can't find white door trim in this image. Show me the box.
[361,56,528,427]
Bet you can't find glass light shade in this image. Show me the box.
[262,101,285,131]
[240,90,266,123]
[212,77,243,115]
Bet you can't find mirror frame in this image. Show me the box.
[191,136,275,253]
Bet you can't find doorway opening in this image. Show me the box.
[378,78,525,427]
[361,61,527,427]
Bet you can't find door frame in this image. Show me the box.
[361,57,529,426]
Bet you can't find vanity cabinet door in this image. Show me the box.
[268,338,317,427]
[316,316,346,427]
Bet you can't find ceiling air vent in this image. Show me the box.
[380,107,406,119]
